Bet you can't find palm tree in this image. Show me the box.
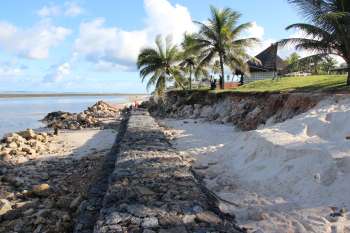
[179,56,195,90]
[180,34,208,90]
[189,6,259,89]
[279,0,350,84]
[137,35,184,95]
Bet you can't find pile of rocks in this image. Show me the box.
[0,129,54,164]
[42,101,120,130]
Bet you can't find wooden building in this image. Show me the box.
[245,43,287,83]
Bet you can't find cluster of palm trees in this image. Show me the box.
[279,0,350,84]
[138,1,350,95]
[137,6,259,95]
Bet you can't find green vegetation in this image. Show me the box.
[179,34,209,90]
[219,75,349,93]
[285,54,338,75]
[286,52,301,73]
[169,75,349,94]
[137,1,350,95]
[137,35,184,95]
[279,0,350,84]
[187,6,258,89]
[137,6,258,94]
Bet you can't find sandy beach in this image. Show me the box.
[160,96,350,233]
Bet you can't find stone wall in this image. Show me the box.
[93,109,244,233]
[146,91,326,131]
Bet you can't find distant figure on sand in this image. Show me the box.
[134,101,139,109]
[210,78,217,90]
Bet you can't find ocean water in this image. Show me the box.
[0,96,128,138]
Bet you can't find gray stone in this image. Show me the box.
[195,211,222,224]
[105,212,131,225]
[142,217,159,228]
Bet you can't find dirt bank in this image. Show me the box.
[147,91,327,130]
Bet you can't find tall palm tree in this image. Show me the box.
[137,35,184,95]
[179,56,195,90]
[189,6,259,89]
[279,0,350,84]
[180,34,208,90]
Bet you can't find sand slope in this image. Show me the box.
[163,96,350,233]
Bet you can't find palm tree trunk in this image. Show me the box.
[347,64,350,86]
[189,66,192,90]
[219,54,225,89]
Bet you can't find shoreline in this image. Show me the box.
[0,93,149,99]
[0,101,123,233]
[0,96,148,138]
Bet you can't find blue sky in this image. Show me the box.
[0,0,304,93]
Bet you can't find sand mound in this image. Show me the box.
[164,96,350,233]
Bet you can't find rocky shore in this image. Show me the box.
[0,101,122,233]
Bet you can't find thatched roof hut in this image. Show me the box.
[248,43,286,72]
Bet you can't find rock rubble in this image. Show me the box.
[0,129,55,164]
[43,101,121,130]
[0,100,122,233]
[0,153,105,233]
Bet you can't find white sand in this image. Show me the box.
[162,96,350,233]
[41,128,117,160]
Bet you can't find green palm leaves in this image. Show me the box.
[189,6,259,89]
[137,35,183,95]
[137,6,259,94]
[280,0,350,84]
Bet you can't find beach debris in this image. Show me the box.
[42,101,121,130]
[0,129,54,163]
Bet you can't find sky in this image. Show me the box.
[0,0,310,93]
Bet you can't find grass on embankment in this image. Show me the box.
[216,75,348,93]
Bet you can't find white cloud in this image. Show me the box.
[43,62,71,83]
[75,18,148,70]
[37,4,61,18]
[37,2,84,18]
[64,2,84,17]
[0,61,26,77]
[0,20,71,59]
[94,60,134,72]
[143,0,196,43]
[243,22,277,57]
[246,22,264,40]
[74,0,196,71]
